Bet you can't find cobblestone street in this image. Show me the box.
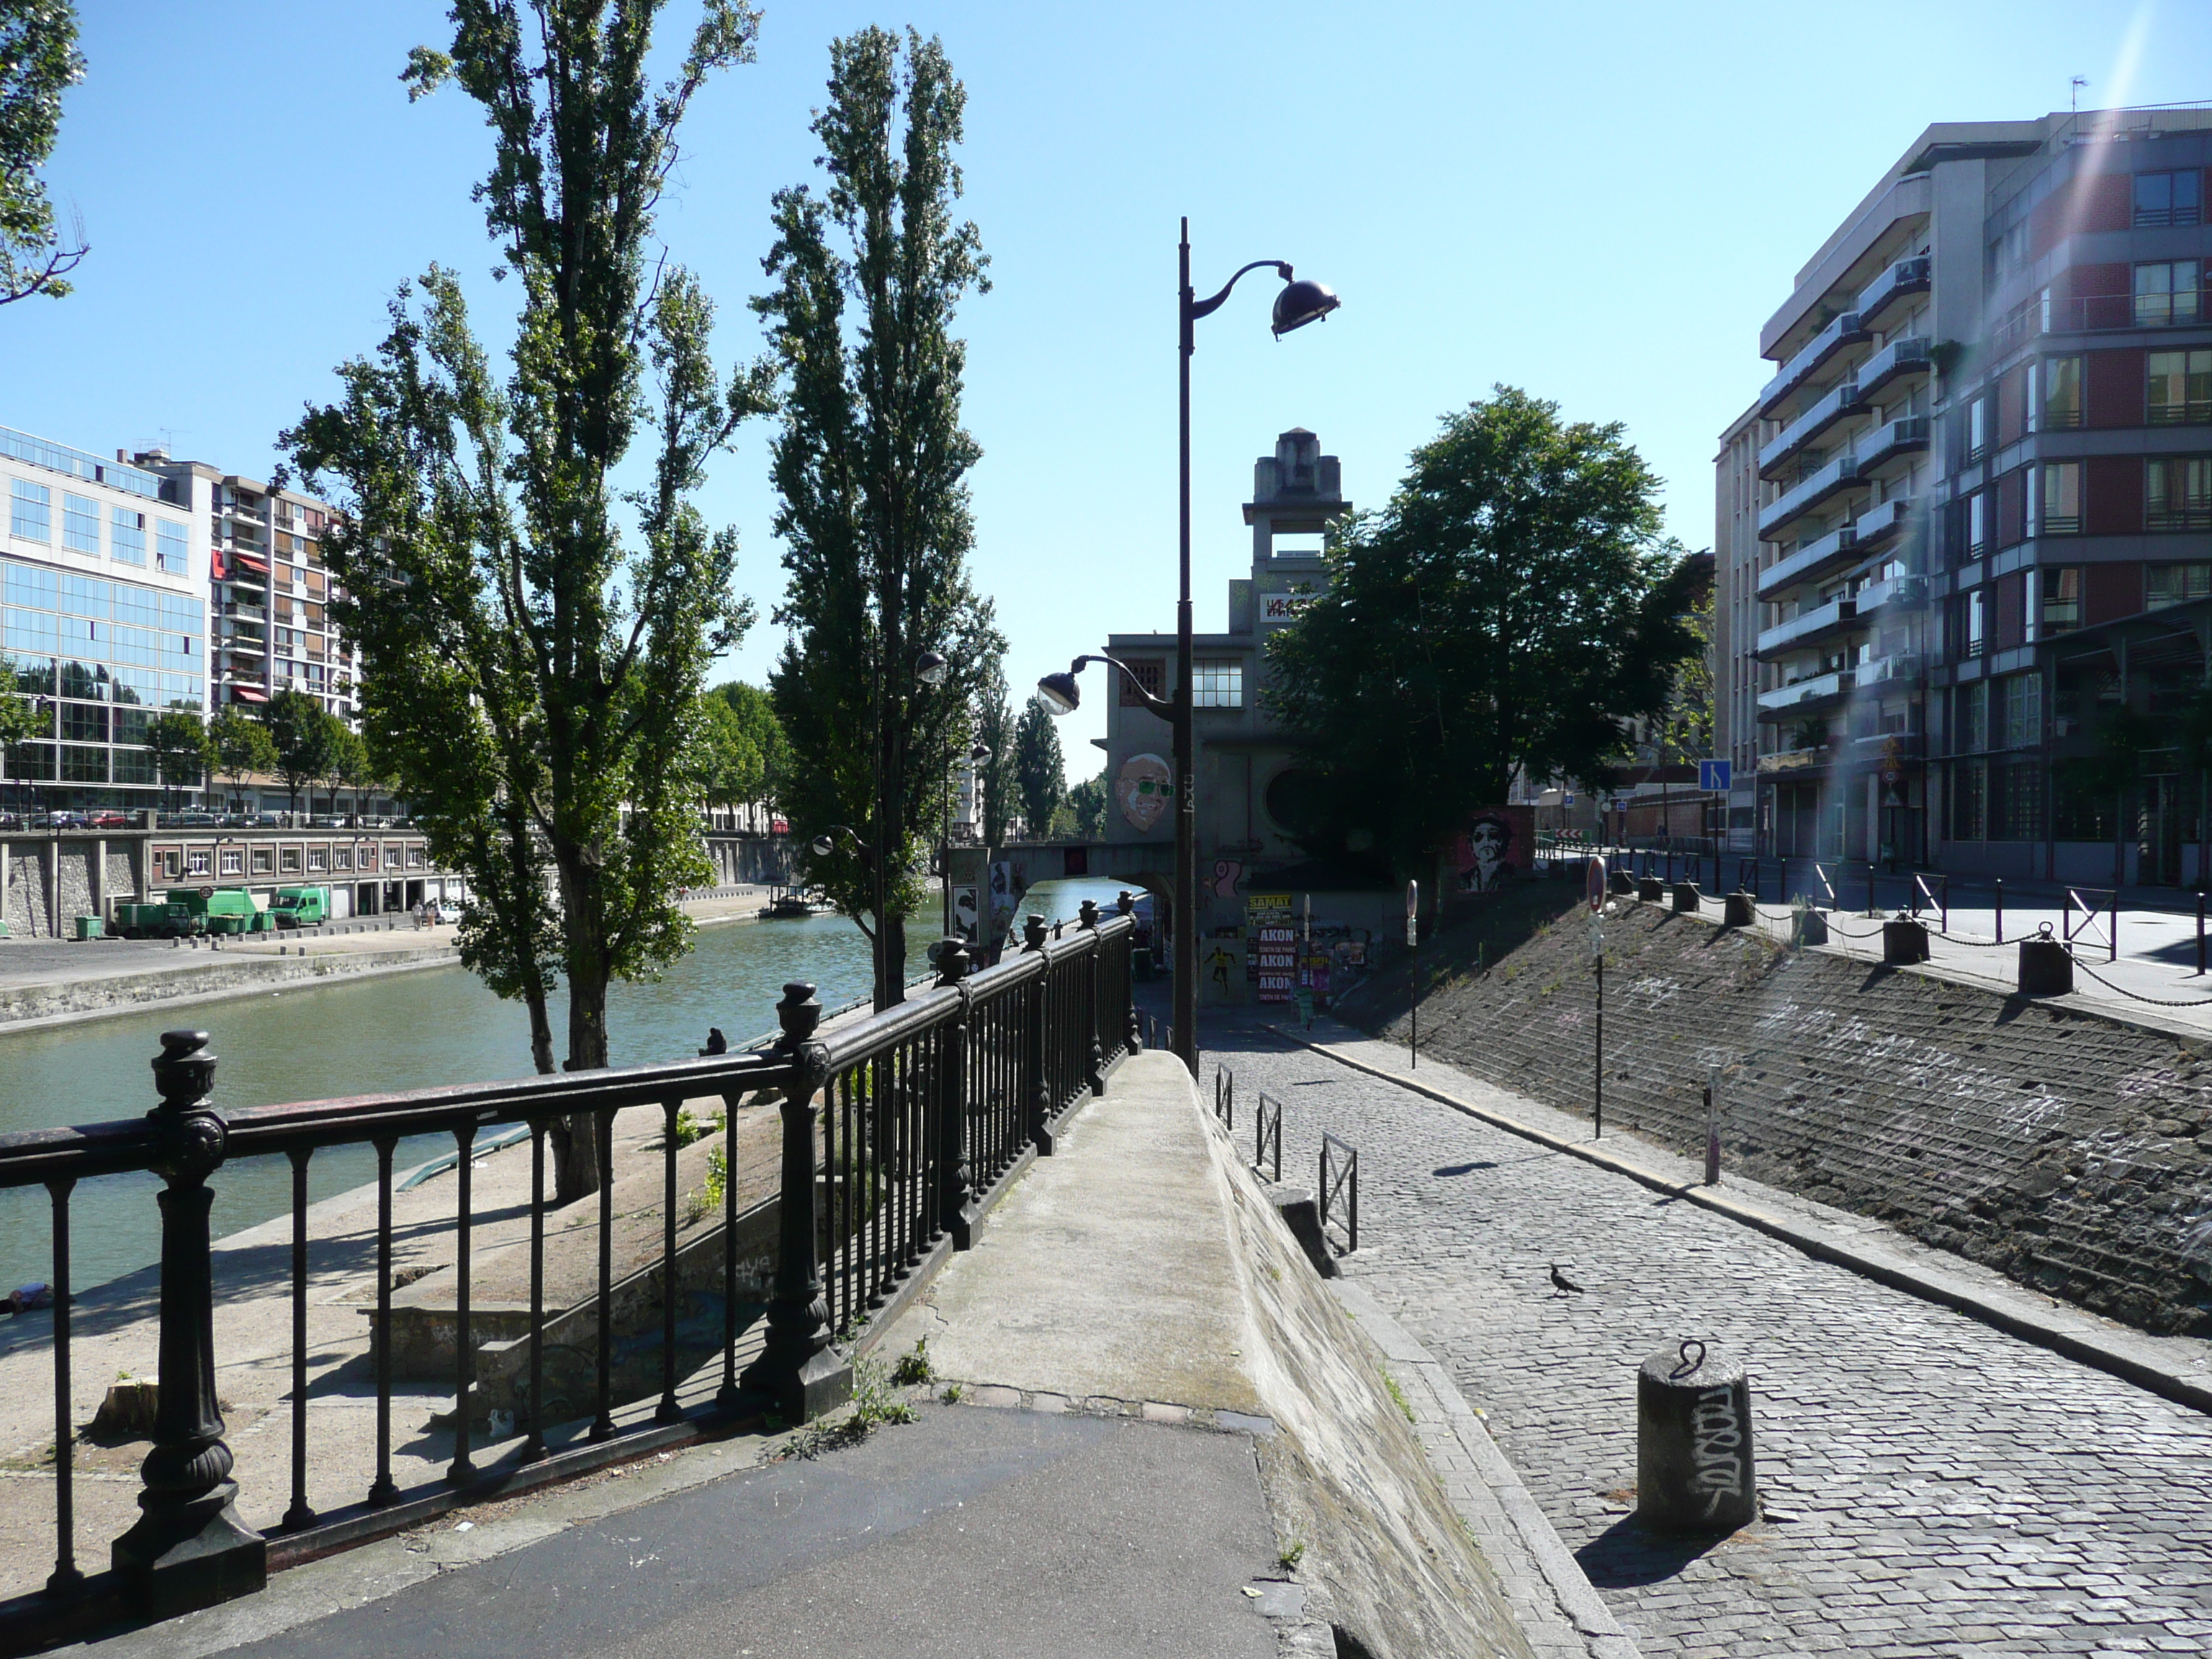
[1200,1012,2212,1657]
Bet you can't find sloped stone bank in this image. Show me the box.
[1347,899,2212,1336]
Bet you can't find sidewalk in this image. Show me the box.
[78,1053,1577,1659]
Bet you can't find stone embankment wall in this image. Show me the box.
[703,835,796,888]
[2,841,141,937]
[0,943,456,1028]
[1347,899,2212,1337]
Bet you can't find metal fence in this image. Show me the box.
[0,909,1138,1643]
[1319,1133,1359,1255]
[1254,1092,1283,1184]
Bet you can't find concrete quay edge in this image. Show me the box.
[0,945,459,1035]
[1269,1023,2212,1423]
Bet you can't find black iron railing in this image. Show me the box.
[1255,1092,1283,1184]
[1319,1132,1359,1254]
[0,909,1138,1643]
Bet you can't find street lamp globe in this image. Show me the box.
[969,743,992,765]
[809,833,834,858]
[1037,670,1081,714]
[1271,277,1341,338]
[915,649,949,687]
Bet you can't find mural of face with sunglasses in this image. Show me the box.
[1115,752,1174,832]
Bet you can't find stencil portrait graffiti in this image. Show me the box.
[1454,806,1532,894]
[1116,752,1174,832]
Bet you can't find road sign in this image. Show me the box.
[198,885,215,899]
[1405,880,1419,948]
[1586,854,1606,912]
[1698,759,1732,793]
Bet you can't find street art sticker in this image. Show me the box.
[1453,805,1534,893]
[1210,858,1244,899]
[1116,752,1173,832]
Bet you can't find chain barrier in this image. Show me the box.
[2067,955,2212,1009]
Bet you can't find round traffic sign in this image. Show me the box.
[1586,854,1606,912]
[199,885,215,899]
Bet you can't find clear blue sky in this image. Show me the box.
[7,1,2203,775]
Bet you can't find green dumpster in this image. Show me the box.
[74,915,104,940]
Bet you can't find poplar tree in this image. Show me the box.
[1012,693,1064,840]
[758,26,1002,1009]
[284,0,764,1198]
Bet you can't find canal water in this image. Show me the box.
[0,877,1136,1293]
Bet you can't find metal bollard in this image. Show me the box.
[1671,882,1700,914]
[1637,876,1664,903]
[2018,927,2073,996]
[1881,912,1928,965]
[1637,1339,1758,1533]
[1608,868,1635,896]
[1722,891,1755,927]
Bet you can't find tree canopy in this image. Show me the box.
[1265,387,1704,876]
[697,680,789,819]
[145,709,212,803]
[0,0,86,305]
[263,688,340,817]
[757,25,1002,1007]
[210,707,276,809]
[1012,693,1063,838]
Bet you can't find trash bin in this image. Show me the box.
[73,915,104,940]
[1637,1339,1758,1533]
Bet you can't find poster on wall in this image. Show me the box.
[1245,891,1295,1004]
[1452,805,1535,894]
[953,885,979,940]
[1115,753,1174,832]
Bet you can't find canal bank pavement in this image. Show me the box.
[0,888,781,1033]
[1200,1003,2212,1656]
[66,1051,1579,1659]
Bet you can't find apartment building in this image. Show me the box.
[1722,105,2212,881]
[1,425,207,806]
[145,457,355,721]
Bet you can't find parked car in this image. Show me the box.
[432,899,465,925]
[310,816,346,829]
[251,811,282,827]
[88,810,128,829]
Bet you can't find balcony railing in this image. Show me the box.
[0,913,1140,1645]
[1855,255,1930,327]
[1758,310,1870,417]
[1756,526,1859,600]
[1856,415,1930,477]
[1853,336,1931,399]
[1855,574,1927,616]
[1755,596,1858,660]
[1996,290,2211,350]
[1853,496,1920,549]
[1758,451,1859,541]
[1758,377,1865,477]
[1757,666,1856,716]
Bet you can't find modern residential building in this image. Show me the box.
[1,424,208,809]
[1722,104,2212,882]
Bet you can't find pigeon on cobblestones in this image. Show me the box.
[1548,1263,1587,1297]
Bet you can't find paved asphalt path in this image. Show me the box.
[201,1405,1280,1659]
[1202,1010,2212,1658]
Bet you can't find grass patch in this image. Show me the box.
[1380,1370,1415,1424]
[1277,1535,1305,1573]
[891,1337,934,1386]
[778,1356,916,1460]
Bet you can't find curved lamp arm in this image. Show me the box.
[1036,654,1174,719]
[1185,258,1292,325]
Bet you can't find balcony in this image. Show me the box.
[1756,596,1858,660]
[1855,415,1929,478]
[1853,496,1920,549]
[1757,745,1832,775]
[1855,256,1930,328]
[1853,335,1930,400]
[1758,667,1856,719]
[1756,526,1859,599]
[1758,377,1866,477]
[1862,650,1923,686]
[1855,574,1928,618]
[1758,310,1869,417]
[1758,451,1859,541]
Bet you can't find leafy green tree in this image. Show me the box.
[321,723,368,822]
[701,680,790,824]
[970,662,1015,848]
[1062,768,1106,840]
[145,709,213,811]
[210,706,276,814]
[287,0,763,1197]
[0,0,86,305]
[0,655,42,745]
[333,724,383,823]
[1012,693,1064,840]
[757,25,1002,1008]
[1264,387,1703,877]
[263,688,338,820]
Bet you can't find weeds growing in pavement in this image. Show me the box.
[892,1337,934,1386]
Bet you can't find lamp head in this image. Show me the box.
[915,649,949,688]
[809,833,834,858]
[1272,276,1341,338]
[1037,670,1081,714]
[969,743,993,764]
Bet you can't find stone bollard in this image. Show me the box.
[1794,908,1828,946]
[1882,912,1929,965]
[1636,876,1664,903]
[2018,929,2073,996]
[1607,868,1635,896]
[1637,1339,1758,1533]
[1671,882,1700,914]
[1722,891,1755,927]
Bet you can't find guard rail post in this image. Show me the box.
[934,940,976,1249]
[1079,900,1107,1094]
[1995,878,2005,945]
[1024,915,1056,1154]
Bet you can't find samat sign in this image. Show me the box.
[1258,592,1310,626]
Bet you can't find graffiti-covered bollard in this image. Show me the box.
[1882,912,1929,965]
[1637,1339,1758,1533]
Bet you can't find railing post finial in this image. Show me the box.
[1022,914,1048,952]
[935,938,971,986]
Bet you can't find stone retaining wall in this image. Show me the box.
[1349,899,2212,1336]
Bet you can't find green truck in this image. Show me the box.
[112,898,186,938]
[163,886,274,936]
[270,886,333,929]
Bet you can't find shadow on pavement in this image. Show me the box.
[1573,1512,1727,1587]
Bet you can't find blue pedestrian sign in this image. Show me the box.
[1698,759,1732,793]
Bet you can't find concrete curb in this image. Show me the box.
[1272,1024,2212,1422]
[1329,1277,1640,1659]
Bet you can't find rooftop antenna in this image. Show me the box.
[2071,76,2087,114]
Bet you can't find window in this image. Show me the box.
[2135,169,2203,228]
[1117,657,1166,708]
[155,519,189,574]
[161,849,180,879]
[1996,760,2045,842]
[2135,261,2202,327]
[1965,492,1987,557]
[2146,563,2212,607]
[1963,588,1987,658]
[2147,457,2212,529]
[186,849,210,877]
[408,846,426,869]
[307,847,328,872]
[2044,356,2084,429]
[1951,759,1986,841]
[110,508,146,565]
[10,478,50,541]
[2040,462,2082,534]
[1966,396,1988,460]
[281,848,302,873]
[251,847,274,874]
[2001,675,2041,749]
[2148,349,2212,425]
[1959,679,1989,752]
[60,703,106,742]
[62,493,99,554]
[332,846,353,871]
[1191,660,1243,709]
[220,848,243,876]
